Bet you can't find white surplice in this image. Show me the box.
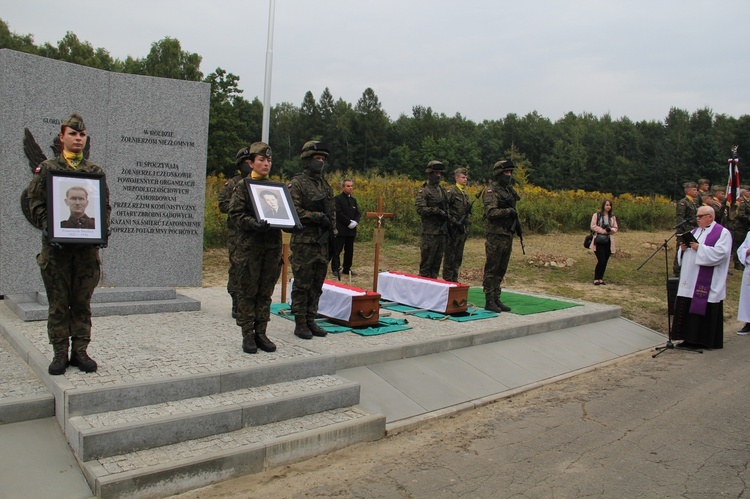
[737,232,750,322]
[676,222,732,303]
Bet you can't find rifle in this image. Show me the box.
[509,211,526,255]
[455,187,485,229]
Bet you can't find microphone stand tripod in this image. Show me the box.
[636,229,703,357]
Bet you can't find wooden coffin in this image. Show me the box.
[318,280,381,327]
[377,271,469,314]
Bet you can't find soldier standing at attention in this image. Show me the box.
[227,142,280,354]
[415,160,448,278]
[442,167,471,282]
[483,160,520,313]
[218,147,253,318]
[729,185,750,271]
[673,181,700,276]
[331,179,361,278]
[289,141,335,340]
[697,178,711,197]
[26,114,111,375]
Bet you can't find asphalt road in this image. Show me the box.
[179,321,750,498]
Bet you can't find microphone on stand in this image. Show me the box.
[673,219,689,230]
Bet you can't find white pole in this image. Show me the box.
[261,0,276,143]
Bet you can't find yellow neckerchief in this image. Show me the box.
[456,183,467,193]
[62,150,83,168]
[251,171,268,180]
[686,194,695,202]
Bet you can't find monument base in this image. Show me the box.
[4,287,201,321]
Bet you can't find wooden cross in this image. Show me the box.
[365,196,394,292]
[280,231,292,303]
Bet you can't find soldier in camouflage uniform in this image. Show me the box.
[415,160,449,278]
[729,185,750,270]
[289,141,335,340]
[482,160,520,313]
[218,147,253,318]
[442,167,471,282]
[25,114,111,375]
[673,181,700,276]
[227,142,280,354]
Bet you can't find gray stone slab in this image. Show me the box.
[568,319,665,355]
[481,337,573,381]
[339,366,427,422]
[450,346,539,389]
[0,49,210,296]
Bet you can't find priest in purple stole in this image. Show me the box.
[673,206,732,349]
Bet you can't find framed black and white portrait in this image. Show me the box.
[46,169,108,245]
[244,179,300,229]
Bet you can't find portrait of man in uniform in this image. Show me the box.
[60,185,95,229]
[245,180,299,229]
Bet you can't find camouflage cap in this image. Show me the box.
[711,184,726,193]
[62,113,86,131]
[742,184,750,191]
[425,160,445,173]
[249,141,272,158]
[300,141,330,159]
[493,159,515,174]
[697,178,710,185]
[683,181,698,189]
[454,167,468,176]
[235,146,252,166]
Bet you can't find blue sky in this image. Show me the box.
[4,0,749,123]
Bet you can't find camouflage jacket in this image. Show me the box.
[227,177,281,250]
[446,185,471,234]
[676,195,698,232]
[26,155,111,233]
[288,171,335,245]
[218,173,244,230]
[415,182,448,235]
[483,180,520,236]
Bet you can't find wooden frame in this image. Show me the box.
[46,169,108,245]
[244,179,301,229]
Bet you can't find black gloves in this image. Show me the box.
[252,219,271,232]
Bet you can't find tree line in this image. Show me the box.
[3,20,749,200]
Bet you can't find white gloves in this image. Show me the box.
[348,220,358,229]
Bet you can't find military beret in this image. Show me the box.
[249,141,272,157]
[426,160,445,173]
[711,184,726,193]
[235,146,252,166]
[62,113,86,131]
[454,167,468,176]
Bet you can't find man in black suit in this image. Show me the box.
[332,179,361,278]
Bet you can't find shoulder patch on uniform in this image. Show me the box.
[34,166,41,174]
[418,189,424,194]
[486,189,493,193]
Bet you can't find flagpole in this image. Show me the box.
[261,0,276,143]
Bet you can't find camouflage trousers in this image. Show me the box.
[482,233,513,296]
[419,233,446,279]
[442,231,468,282]
[38,244,101,351]
[290,242,328,319]
[234,240,282,335]
[226,230,240,297]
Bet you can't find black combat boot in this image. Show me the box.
[242,333,258,354]
[254,322,277,352]
[484,294,503,313]
[69,350,98,373]
[294,316,313,340]
[48,341,69,375]
[307,318,328,337]
[495,292,511,312]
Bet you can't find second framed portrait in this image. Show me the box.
[244,180,301,229]
[46,169,108,245]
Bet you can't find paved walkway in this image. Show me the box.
[0,286,665,498]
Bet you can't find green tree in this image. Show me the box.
[143,37,202,81]
[353,88,389,170]
[0,19,37,53]
[204,68,244,176]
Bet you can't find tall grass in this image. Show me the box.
[203,171,675,248]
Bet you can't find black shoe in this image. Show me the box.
[343,270,356,276]
[484,300,503,313]
[48,349,69,375]
[678,341,700,350]
[496,300,512,312]
[294,322,313,340]
[332,269,340,279]
[255,333,277,352]
[242,335,257,354]
[69,350,98,372]
[738,323,750,334]
[307,321,328,337]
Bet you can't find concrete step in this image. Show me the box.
[0,335,54,424]
[82,407,385,498]
[5,287,201,321]
[68,375,361,461]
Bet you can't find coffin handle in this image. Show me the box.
[359,309,377,319]
[454,299,467,308]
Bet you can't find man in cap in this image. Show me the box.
[697,178,711,197]
[288,141,335,340]
[415,160,449,278]
[710,184,727,225]
[674,181,700,276]
[227,142,280,354]
[482,159,521,313]
[218,146,254,318]
[442,167,471,282]
[25,113,111,375]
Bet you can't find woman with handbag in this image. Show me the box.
[590,199,618,285]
